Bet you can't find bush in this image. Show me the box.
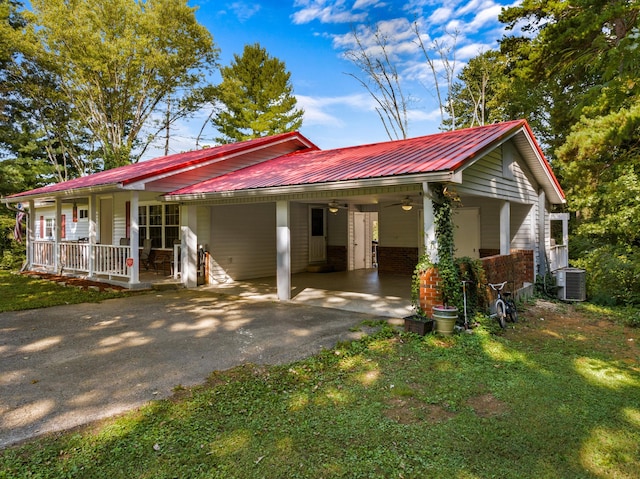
[572,244,640,306]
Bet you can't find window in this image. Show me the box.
[45,218,54,239]
[79,209,89,219]
[138,204,180,248]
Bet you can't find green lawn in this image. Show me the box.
[0,270,135,312]
[1,297,638,478]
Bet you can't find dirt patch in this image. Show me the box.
[384,397,456,424]
[506,300,639,366]
[467,393,508,418]
[20,271,126,292]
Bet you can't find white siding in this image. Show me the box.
[35,205,90,241]
[511,203,535,250]
[197,206,211,249]
[290,202,309,273]
[210,203,276,280]
[327,208,348,246]
[458,143,538,204]
[379,205,420,247]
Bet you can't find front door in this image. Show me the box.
[353,212,366,269]
[309,207,326,263]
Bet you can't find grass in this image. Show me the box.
[1,298,638,478]
[0,270,135,312]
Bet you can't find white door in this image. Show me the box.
[353,212,366,269]
[454,208,480,258]
[309,207,326,263]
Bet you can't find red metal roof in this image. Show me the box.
[8,131,316,199]
[170,120,539,195]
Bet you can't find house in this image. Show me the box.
[2,119,567,302]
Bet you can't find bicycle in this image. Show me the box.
[488,281,518,329]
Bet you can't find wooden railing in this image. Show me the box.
[549,244,569,272]
[32,241,131,280]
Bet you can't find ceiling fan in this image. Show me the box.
[327,200,348,213]
[385,196,421,211]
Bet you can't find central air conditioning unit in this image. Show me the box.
[554,268,587,301]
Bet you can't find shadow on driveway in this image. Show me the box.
[0,289,390,448]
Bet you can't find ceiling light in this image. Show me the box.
[401,204,413,211]
[329,206,339,214]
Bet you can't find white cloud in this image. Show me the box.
[291,0,368,24]
[228,1,261,22]
[296,93,375,126]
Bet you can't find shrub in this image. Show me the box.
[572,244,640,306]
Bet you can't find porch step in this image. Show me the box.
[306,263,335,273]
[151,282,183,291]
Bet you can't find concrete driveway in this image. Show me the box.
[0,289,391,448]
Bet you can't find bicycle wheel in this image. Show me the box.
[495,299,507,329]
[507,301,518,323]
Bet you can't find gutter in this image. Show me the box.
[164,171,462,203]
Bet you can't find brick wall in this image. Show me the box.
[418,267,441,319]
[377,246,419,275]
[327,245,347,271]
[480,249,534,294]
[418,250,534,317]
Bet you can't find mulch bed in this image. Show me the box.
[20,271,126,292]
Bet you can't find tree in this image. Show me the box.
[499,0,640,304]
[344,25,409,140]
[26,0,218,169]
[343,22,460,136]
[210,43,303,144]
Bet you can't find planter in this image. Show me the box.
[404,316,434,335]
[433,306,458,336]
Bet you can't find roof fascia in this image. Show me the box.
[165,170,461,202]
[2,184,123,205]
[519,126,566,204]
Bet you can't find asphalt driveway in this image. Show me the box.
[0,289,390,448]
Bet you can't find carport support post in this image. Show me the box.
[500,200,511,256]
[181,205,198,288]
[422,182,437,263]
[276,200,291,301]
[54,199,61,272]
[129,191,139,285]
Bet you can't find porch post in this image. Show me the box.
[422,182,437,263]
[54,199,61,272]
[181,204,198,288]
[276,200,291,301]
[26,200,34,269]
[537,190,547,276]
[500,200,510,256]
[88,194,97,277]
[129,191,139,285]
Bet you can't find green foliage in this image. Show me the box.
[572,244,640,306]
[455,256,488,318]
[432,184,460,309]
[12,0,218,170]
[211,43,304,144]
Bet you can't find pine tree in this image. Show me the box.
[211,43,304,143]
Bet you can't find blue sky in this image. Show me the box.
[149,0,519,158]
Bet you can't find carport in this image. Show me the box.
[201,269,413,319]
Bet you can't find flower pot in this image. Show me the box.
[432,306,458,335]
[404,316,434,335]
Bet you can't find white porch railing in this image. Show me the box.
[32,240,54,268]
[549,244,569,272]
[32,241,132,280]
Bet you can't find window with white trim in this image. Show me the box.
[138,204,180,248]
